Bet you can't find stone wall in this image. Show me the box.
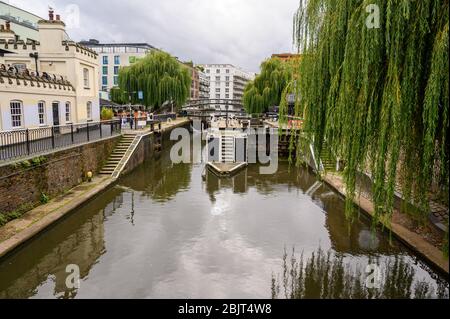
[0,136,120,214]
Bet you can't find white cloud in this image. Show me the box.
[7,0,299,72]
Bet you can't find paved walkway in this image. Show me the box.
[0,125,119,162]
[0,176,114,259]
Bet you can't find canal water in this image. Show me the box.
[0,136,448,299]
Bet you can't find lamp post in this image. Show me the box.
[29,52,39,74]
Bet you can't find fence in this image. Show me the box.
[0,120,121,162]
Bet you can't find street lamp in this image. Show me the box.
[29,52,39,73]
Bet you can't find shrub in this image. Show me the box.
[101,107,114,120]
[40,193,50,204]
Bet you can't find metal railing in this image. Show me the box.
[0,120,121,162]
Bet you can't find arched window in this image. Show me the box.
[38,101,46,125]
[65,102,71,122]
[10,100,23,128]
[86,101,92,121]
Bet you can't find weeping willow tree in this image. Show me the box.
[243,58,294,114]
[110,51,191,110]
[289,0,449,231]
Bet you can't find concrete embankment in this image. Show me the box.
[0,118,191,259]
[322,173,449,275]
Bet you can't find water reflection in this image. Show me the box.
[0,150,447,299]
[272,248,449,299]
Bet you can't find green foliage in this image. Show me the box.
[290,0,449,225]
[243,58,293,114]
[111,51,192,111]
[101,107,114,120]
[40,193,50,204]
[0,203,35,227]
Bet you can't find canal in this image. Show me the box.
[0,135,448,299]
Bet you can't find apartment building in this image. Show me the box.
[0,9,100,131]
[198,71,210,99]
[200,64,254,111]
[80,39,156,95]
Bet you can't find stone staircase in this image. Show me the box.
[319,143,337,172]
[99,134,136,176]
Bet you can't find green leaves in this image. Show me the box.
[111,51,191,111]
[243,58,294,114]
[292,0,449,231]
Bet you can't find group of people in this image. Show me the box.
[116,109,153,128]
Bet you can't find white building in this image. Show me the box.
[0,1,40,42]
[80,39,156,95]
[200,64,255,111]
[0,9,100,131]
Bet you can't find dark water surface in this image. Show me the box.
[0,139,448,299]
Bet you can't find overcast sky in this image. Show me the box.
[6,0,300,73]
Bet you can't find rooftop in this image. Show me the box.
[79,39,156,50]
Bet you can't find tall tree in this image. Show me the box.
[111,51,191,111]
[290,0,449,230]
[243,58,294,114]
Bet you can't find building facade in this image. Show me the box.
[198,70,210,99]
[0,9,100,131]
[80,39,156,95]
[200,64,254,111]
[0,1,41,41]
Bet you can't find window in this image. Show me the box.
[206,76,210,81]
[102,66,108,75]
[102,76,108,85]
[83,68,90,88]
[206,69,210,74]
[215,88,220,93]
[114,66,119,75]
[215,76,220,81]
[86,102,92,120]
[12,63,27,73]
[225,94,230,99]
[225,88,229,93]
[215,94,220,99]
[114,55,120,64]
[114,76,118,85]
[103,56,109,65]
[10,101,23,128]
[216,69,220,74]
[101,86,108,91]
[225,76,230,81]
[226,82,230,87]
[65,102,71,122]
[38,101,46,125]
[226,69,230,74]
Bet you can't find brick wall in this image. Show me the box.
[0,136,120,214]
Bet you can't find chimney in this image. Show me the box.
[5,21,10,31]
[49,9,54,21]
[0,25,4,32]
[56,15,60,21]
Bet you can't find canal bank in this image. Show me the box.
[0,118,190,260]
[0,149,447,298]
